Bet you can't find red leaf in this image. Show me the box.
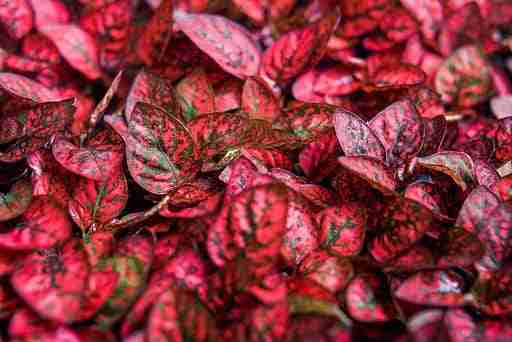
[68,172,128,231]
[313,65,360,96]
[0,98,76,163]
[435,45,492,107]
[175,13,261,79]
[334,108,385,160]
[346,274,396,323]
[317,203,367,257]
[175,69,216,119]
[106,103,199,195]
[370,197,433,263]
[52,137,123,181]
[0,0,33,39]
[0,178,32,222]
[0,196,72,250]
[395,270,466,307]
[368,99,423,166]
[29,0,70,30]
[11,239,89,323]
[338,156,397,195]
[241,77,281,122]
[40,24,102,80]
[137,0,173,66]
[416,151,475,192]
[262,11,340,83]
[299,251,354,293]
[369,63,426,90]
[146,287,218,341]
[126,69,181,121]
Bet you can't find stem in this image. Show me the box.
[102,192,172,232]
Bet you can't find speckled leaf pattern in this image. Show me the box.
[39,23,102,80]
[419,115,447,156]
[370,197,433,263]
[52,137,123,181]
[404,181,449,220]
[456,185,500,233]
[187,112,249,162]
[176,68,216,118]
[281,195,319,266]
[299,251,354,293]
[0,98,76,163]
[262,11,340,83]
[175,13,261,79]
[299,131,340,180]
[69,171,128,231]
[126,70,181,121]
[346,273,396,322]
[137,0,173,66]
[0,196,71,250]
[11,239,89,323]
[241,77,281,122]
[435,226,484,268]
[338,156,397,195]
[334,108,385,160]
[395,270,466,307]
[370,63,426,90]
[288,103,337,142]
[435,45,492,107]
[368,99,423,166]
[0,0,33,39]
[317,203,366,257]
[0,178,32,222]
[416,151,475,191]
[107,103,199,195]
[146,287,217,341]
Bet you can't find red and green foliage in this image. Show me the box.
[0,0,511,340]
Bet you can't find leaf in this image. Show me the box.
[11,239,89,323]
[241,77,281,122]
[288,103,337,142]
[121,248,207,336]
[334,108,385,160]
[456,185,500,233]
[68,172,128,231]
[126,70,181,122]
[404,181,450,220]
[369,197,433,263]
[299,131,340,181]
[29,0,70,30]
[106,103,199,195]
[369,63,426,90]
[435,226,484,268]
[298,251,354,293]
[0,72,62,110]
[313,65,360,96]
[175,69,216,118]
[0,196,72,250]
[146,287,218,341]
[137,0,173,65]
[415,151,475,192]
[0,98,76,163]
[207,183,288,272]
[262,10,340,83]
[214,78,242,113]
[95,256,146,327]
[187,112,249,162]
[52,137,123,181]
[368,99,423,166]
[0,178,32,222]
[39,23,102,80]
[0,0,33,39]
[345,274,396,323]
[282,195,319,266]
[395,270,466,307]
[175,13,261,79]
[419,116,446,156]
[407,309,479,342]
[435,45,492,107]
[337,156,397,195]
[317,203,367,257]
